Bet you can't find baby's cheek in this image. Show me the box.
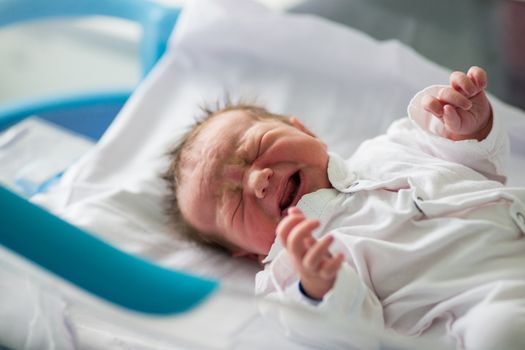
[246,211,279,250]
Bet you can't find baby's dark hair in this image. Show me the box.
[161,99,291,252]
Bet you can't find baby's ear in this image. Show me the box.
[289,117,317,138]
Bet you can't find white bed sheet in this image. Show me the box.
[7,0,525,348]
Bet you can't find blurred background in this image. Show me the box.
[0,0,523,110]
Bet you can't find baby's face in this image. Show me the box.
[177,110,330,259]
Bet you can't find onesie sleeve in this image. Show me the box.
[255,251,384,349]
[387,85,509,183]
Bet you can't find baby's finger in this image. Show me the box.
[421,95,444,117]
[304,236,316,250]
[450,71,477,97]
[319,253,345,280]
[438,87,472,110]
[288,219,320,258]
[303,234,334,272]
[276,213,305,247]
[286,206,302,216]
[443,104,462,134]
[467,66,487,90]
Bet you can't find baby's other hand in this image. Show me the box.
[421,66,492,141]
[276,207,344,300]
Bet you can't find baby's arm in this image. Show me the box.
[421,66,492,141]
[256,208,384,348]
[383,66,508,182]
[276,207,344,300]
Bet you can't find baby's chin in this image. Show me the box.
[263,233,278,254]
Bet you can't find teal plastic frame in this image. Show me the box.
[0,0,220,315]
[0,186,218,314]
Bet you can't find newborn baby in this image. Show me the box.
[163,67,525,349]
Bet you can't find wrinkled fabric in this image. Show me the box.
[257,86,525,349]
[0,248,77,350]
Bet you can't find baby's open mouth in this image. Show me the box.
[279,171,301,213]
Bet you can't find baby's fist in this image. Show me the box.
[422,66,492,141]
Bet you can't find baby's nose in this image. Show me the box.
[248,168,273,199]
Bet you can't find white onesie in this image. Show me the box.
[255,86,525,350]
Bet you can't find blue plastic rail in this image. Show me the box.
[0,185,219,314]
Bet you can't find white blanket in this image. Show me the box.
[3,0,525,349]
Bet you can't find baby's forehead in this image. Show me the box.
[197,111,254,153]
[204,108,288,132]
[183,108,290,173]
[181,111,252,179]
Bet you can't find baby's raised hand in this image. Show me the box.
[276,207,344,300]
[421,66,492,141]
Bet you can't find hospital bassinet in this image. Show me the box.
[1,1,525,349]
